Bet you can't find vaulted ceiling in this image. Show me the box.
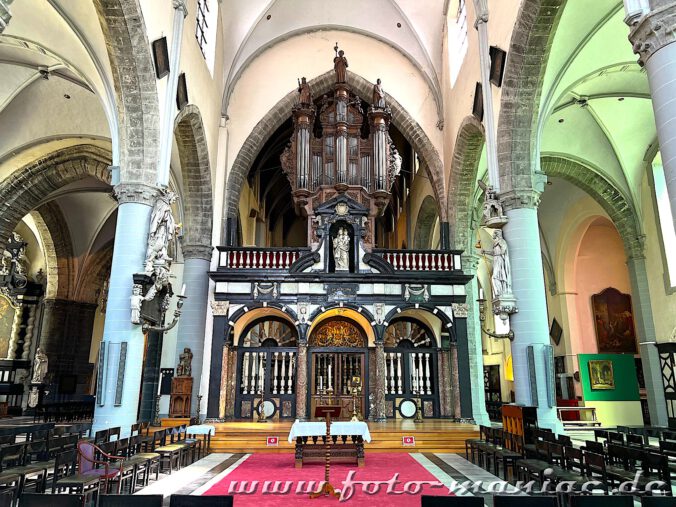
[219,0,447,111]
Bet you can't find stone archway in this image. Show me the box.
[174,105,213,252]
[448,116,485,250]
[497,0,567,194]
[414,195,439,249]
[93,0,159,186]
[0,145,111,252]
[223,70,447,243]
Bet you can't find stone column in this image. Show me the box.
[459,254,491,425]
[175,244,211,418]
[438,349,453,417]
[295,343,308,420]
[93,184,156,435]
[626,243,668,425]
[627,4,676,234]
[449,344,462,419]
[373,342,387,421]
[206,313,228,420]
[502,193,561,431]
[138,331,162,422]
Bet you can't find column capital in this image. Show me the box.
[173,0,189,17]
[181,243,213,261]
[0,1,13,33]
[625,234,647,260]
[113,183,159,206]
[627,3,676,66]
[462,253,481,275]
[500,188,542,211]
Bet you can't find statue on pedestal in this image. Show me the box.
[484,229,512,298]
[297,77,312,105]
[144,190,180,275]
[31,347,48,384]
[177,347,193,377]
[333,45,348,83]
[372,78,386,108]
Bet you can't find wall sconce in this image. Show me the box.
[477,294,514,341]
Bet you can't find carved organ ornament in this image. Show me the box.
[281,46,401,250]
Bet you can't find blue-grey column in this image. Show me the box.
[93,184,156,435]
[175,245,212,418]
[460,260,491,426]
[626,251,668,426]
[627,4,676,234]
[503,200,561,431]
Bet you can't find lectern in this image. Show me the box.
[310,404,341,499]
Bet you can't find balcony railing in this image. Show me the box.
[375,250,462,272]
[218,247,308,270]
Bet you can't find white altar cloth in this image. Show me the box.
[287,420,371,443]
[186,424,215,436]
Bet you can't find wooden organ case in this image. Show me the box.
[280,46,402,248]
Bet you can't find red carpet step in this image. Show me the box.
[205,452,452,505]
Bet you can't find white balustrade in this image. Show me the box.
[396,353,403,394]
[288,352,295,394]
[425,353,431,395]
[273,352,279,394]
[389,352,395,394]
[242,353,250,394]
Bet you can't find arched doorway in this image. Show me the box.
[308,317,369,420]
[384,318,440,418]
[234,316,299,420]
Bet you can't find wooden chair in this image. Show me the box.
[20,493,85,507]
[420,496,483,507]
[100,495,164,507]
[128,435,160,485]
[570,496,633,507]
[77,440,124,494]
[52,448,100,506]
[94,429,109,444]
[583,451,609,493]
[494,496,557,507]
[490,432,523,481]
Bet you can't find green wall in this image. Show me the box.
[578,354,640,401]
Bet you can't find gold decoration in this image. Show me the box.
[310,320,365,347]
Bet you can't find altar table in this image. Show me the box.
[288,420,370,468]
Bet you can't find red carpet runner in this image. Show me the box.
[205,453,451,505]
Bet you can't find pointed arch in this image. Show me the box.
[223,69,446,242]
[174,105,214,252]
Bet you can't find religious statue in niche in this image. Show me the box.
[592,287,637,353]
[372,78,386,108]
[478,180,507,228]
[333,44,348,83]
[333,227,350,271]
[31,347,48,384]
[481,229,512,298]
[297,76,312,105]
[177,347,193,377]
[130,284,145,325]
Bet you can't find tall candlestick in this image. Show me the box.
[181,284,186,296]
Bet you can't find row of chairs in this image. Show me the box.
[18,493,233,507]
[33,401,95,423]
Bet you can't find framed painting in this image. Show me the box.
[550,318,563,346]
[588,359,615,390]
[591,287,637,353]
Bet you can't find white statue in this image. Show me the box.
[130,284,144,324]
[32,347,48,384]
[372,78,386,108]
[144,190,180,275]
[389,144,402,178]
[485,229,512,298]
[333,227,350,271]
[478,180,504,224]
[28,387,39,408]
